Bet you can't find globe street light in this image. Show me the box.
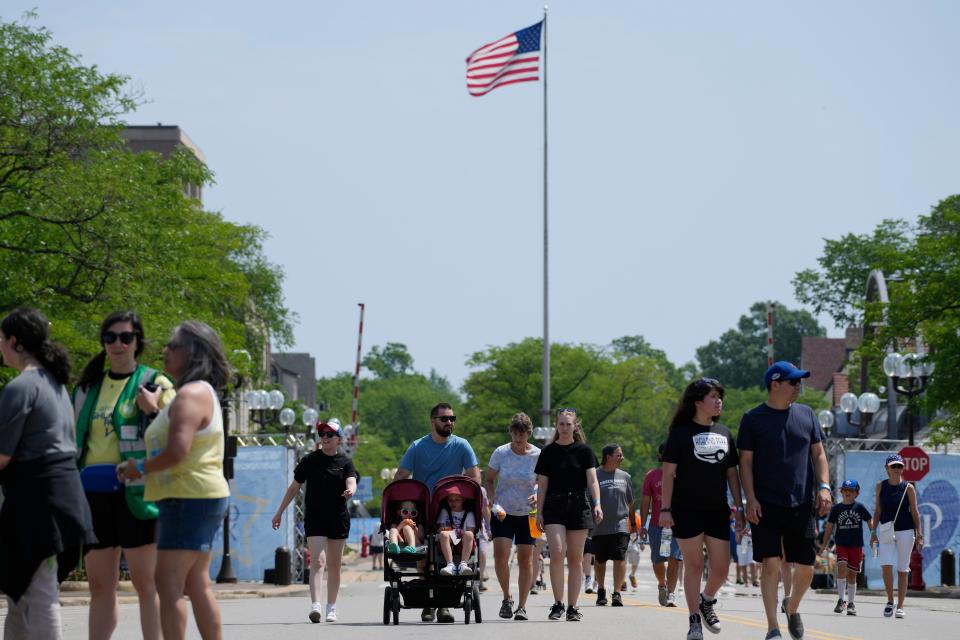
[840,391,880,434]
[818,410,835,438]
[245,388,287,431]
[882,352,934,445]
[532,426,554,444]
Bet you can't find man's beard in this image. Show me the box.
[435,425,453,438]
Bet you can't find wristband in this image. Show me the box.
[136,460,146,475]
[818,483,831,491]
[660,508,672,513]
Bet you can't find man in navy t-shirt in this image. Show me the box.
[394,402,479,623]
[738,361,832,640]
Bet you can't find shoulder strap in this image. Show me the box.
[892,482,909,522]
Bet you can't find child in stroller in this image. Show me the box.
[436,486,476,576]
[387,499,424,555]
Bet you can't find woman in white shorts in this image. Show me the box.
[869,454,922,619]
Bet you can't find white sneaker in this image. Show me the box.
[457,561,473,576]
[325,603,337,622]
[666,592,678,607]
[895,607,905,619]
[440,562,456,576]
[309,602,322,623]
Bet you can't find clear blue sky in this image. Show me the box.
[8,1,960,387]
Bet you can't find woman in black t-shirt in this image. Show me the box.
[660,378,744,639]
[272,420,358,624]
[534,409,602,622]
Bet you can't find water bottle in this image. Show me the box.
[660,527,673,557]
[871,540,879,558]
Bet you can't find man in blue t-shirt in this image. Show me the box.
[738,361,832,640]
[394,402,479,623]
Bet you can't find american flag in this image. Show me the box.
[466,21,542,97]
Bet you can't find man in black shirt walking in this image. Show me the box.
[738,362,831,640]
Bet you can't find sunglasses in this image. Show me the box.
[436,415,456,423]
[557,407,577,415]
[103,331,136,345]
[889,464,904,470]
[782,379,802,387]
[400,507,418,517]
[319,431,340,438]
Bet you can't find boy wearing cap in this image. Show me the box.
[819,480,872,616]
[738,361,832,640]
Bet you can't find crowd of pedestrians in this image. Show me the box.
[0,308,934,639]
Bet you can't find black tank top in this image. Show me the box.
[879,481,913,531]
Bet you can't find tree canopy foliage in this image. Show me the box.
[794,195,960,441]
[695,302,825,389]
[0,16,293,383]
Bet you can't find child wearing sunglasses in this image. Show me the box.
[387,500,423,554]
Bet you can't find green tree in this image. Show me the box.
[695,302,826,389]
[0,16,294,383]
[362,343,414,379]
[459,337,682,482]
[794,196,960,442]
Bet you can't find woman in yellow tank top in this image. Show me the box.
[117,320,231,640]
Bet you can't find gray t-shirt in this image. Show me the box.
[593,467,634,536]
[0,368,77,462]
[488,442,540,516]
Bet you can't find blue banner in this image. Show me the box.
[841,450,960,588]
[209,446,294,581]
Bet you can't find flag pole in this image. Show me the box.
[541,5,550,431]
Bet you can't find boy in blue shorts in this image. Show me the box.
[819,479,872,616]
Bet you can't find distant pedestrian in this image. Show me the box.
[819,479,871,616]
[117,320,232,640]
[738,361,831,640]
[869,454,922,619]
[0,307,97,640]
[370,529,385,570]
[534,408,602,622]
[660,378,744,640]
[272,420,358,623]
[640,443,682,607]
[592,444,635,608]
[485,412,540,621]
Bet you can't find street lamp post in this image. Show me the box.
[532,426,554,445]
[818,410,834,438]
[839,392,880,436]
[882,353,934,446]
[245,389,286,431]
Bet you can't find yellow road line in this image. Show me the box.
[586,593,864,640]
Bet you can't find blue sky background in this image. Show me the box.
[7,1,959,386]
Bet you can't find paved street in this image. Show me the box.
[31,559,959,639]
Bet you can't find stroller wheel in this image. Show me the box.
[382,587,391,625]
[464,593,472,625]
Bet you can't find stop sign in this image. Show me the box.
[899,446,930,482]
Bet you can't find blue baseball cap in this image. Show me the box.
[885,453,904,467]
[764,361,811,388]
[841,479,860,491]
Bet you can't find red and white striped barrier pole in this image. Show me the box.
[767,302,775,366]
[350,303,365,450]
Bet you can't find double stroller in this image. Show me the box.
[380,475,484,625]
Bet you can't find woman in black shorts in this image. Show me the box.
[534,409,603,622]
[660,379,744,640]
[272,420,357,624]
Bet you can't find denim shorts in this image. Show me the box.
[156,497,228,552]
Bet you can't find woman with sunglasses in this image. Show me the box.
[117,320,231,640]
[1,307,96,639]
[869,454,922,619]
[534,409,602,622]
[660,378,744,640]
[74,311,175,640]
[272,420,357,624]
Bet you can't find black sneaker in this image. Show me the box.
[764,630,783,640]
[566,605,582,621]
[421,608,435,622]
[883,602,894,617]
[437,608,455,624]
[596,587,608,606]
[787,612,803,640]
[846,603,857,616]
[499,599,514,619]
[513,607,528,621]
[833,598,845,614]
[687,614,704,640]
[699,594,720,634]
[548,601,565,620]
[611,592,623,607]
